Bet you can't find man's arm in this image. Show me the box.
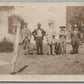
[32,30,35,36]
[21,29,23,38]
[42,29,46,36]
[32,29,37,37]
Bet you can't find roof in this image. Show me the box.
[0,6,14,11]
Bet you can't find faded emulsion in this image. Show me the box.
[0,2,84,77]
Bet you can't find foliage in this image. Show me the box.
[0,6,14,11]
[66,6,84,31]
[0,37,14,53]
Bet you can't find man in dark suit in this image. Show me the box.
[71,24,80,54]
[32,23,46,55]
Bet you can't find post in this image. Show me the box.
[11,22,20,74]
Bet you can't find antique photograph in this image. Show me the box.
[0,1,84,81]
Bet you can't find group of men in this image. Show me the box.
[21,22,81,56]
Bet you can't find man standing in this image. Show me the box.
[21,23,32,55]
[46,21,56,55]
[59,26,67,55]
[71,24,80,54]
[32,23,46,55]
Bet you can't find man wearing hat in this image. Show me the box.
[59,26,67,55]
[46,21,56,55]
[21,23,32,55]
[71,24,80,54]
[32,23,46,55]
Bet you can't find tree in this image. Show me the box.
[66,6,84,31]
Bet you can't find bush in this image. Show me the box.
[0,37,14,53]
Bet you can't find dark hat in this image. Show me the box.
[60,26,66,28]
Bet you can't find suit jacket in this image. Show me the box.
[32,28,46,40]
[71,30,80,46]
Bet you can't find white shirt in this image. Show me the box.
[74,30,77,34]
[37,29,42,37]
[46,27,56,44]
[51,38,56,44]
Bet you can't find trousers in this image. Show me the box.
[23,38,30,54]
[72,41,79,54]
[60,38,66,55]
[36,37,43,54]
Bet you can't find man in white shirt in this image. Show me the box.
[71,24,80,54]
[46,22,56,55]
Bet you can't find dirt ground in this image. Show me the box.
[0,44,84,75]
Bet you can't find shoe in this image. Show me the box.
[70,52,74,54]
[40,53,44,55]
[23,47,26,50]
[29,53,33,55]
[76,61,79,63]
[24,53,27,55]
[36,53,39,55]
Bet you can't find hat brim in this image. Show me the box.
[60,27,65,28]
[60,26,66,28]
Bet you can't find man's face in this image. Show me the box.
[49,23,54,28]
[38,24,41,28]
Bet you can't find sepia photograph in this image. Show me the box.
[0,1,84,81]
